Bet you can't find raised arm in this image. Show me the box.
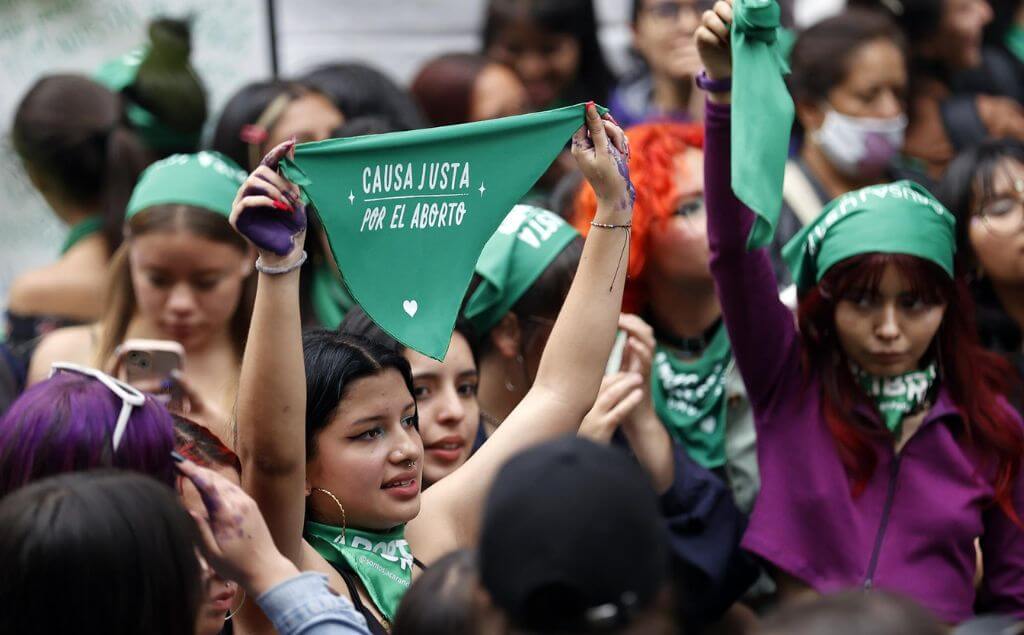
[697,2,800,412]
[230,140,310,565]
[414,104,635,551]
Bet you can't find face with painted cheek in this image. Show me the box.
[834,263,946,376]
[178,466,242,635]
[405,333,480,487]
[647,147,710,283]
[469,63,530,122]
[486,21,581,109]
[129,230,251,352]
[306,370,422,530]
[968,159,1024,285]
[266,93,344,149]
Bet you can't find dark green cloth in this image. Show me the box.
[60,216,104,255]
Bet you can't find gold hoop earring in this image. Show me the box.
[311,487,346,543]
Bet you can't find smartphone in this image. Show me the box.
[117,339,185,408]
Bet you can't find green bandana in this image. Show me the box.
[126,151,246,219]
[853,364,937,436]
[60,216,104,255]
[305,521,413,623]
[1006,24,1024,65]
[731,0,795,249]
[280,103,601,360]
[651,325,732,468]
[464,205,580,334]
[782,180,956,292]
[94,47,202,152]
[311,259,357,329]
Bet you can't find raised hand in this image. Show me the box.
[571,102,634,212]
[230,139,307,260]
[579,371,646,443]
[696,0,734,81]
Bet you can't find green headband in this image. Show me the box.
[94,47,201,152]
[464,205,580,334]
[781,180,956,292]
[126,151,246,219]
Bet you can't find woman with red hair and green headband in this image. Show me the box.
[573,121,760,514]
[696,0,1024,620]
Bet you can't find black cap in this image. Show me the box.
[479,436,667,632]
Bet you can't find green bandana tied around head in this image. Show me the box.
[853,364,937,436]
[464,205,580,334]
[126,151,247,220]
[730,0,795,249]
[782,180,956,292]
[651,325,732,468]
[280,103,602,360]
[94,47,202,153]
[60,216,105,255]
[305,521,413,623]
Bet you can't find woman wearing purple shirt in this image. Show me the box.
[695,1,1024,623]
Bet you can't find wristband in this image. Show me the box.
[696,70,732,93]
[255,250,307,275]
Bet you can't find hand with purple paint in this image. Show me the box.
[175,457,301,596]
[230,139,308,262]
[571,103,634,212]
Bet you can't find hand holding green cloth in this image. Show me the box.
[305,521,413,624]
[730,0,795,249]
[280,103,603,360]
[126,151,247,219]
[464,205,580,334]
[782,180,956,292]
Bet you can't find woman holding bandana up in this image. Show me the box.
[697,0,1024,623]
[228,103,633,633]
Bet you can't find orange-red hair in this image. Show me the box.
[571,121,704,313]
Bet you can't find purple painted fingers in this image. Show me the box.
[231,139,308,257]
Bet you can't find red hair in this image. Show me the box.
[798,253,1024,522]
[571,121,704,313]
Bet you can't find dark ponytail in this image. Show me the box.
[12,75,152,255]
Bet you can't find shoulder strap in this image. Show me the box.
[782,161,825,227]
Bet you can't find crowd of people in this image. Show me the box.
[3,0,1024,633]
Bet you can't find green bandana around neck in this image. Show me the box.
[853,364,937,436]
[730,0,795,250]
[463,205,580,334]
[60,216,105,254]
[1006,24,1024,65]
[280,103,602,360]
[304,521,413,623]
[651,325,732,468]
[126,151,246,220]
[781,180,956,292]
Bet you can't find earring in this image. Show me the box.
[405,459,416,470]
[310,487,346,543]
[505,353,525,392]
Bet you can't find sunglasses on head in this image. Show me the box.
[49,362,146,452]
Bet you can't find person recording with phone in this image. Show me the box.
[28,151,257,447]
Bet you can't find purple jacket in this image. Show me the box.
[704,100,1024,623]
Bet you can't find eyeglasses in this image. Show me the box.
[49,362,146,452]
[642,0,713,22]
[976,179,1024,236]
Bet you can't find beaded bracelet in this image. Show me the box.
[590,221,632,230]
[255,250,307,275]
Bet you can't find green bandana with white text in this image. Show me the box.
[280,103,603,360]
[853,364,937,436]
[651,325,732,469]
[305,521,413,624]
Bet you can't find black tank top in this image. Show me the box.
[335,558,427,634]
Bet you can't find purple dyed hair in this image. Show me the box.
[0,373,175,497]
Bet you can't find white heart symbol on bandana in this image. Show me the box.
[403,300,418,317]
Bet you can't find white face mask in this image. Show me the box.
[812,108,907,179]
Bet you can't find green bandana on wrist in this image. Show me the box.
[60,216,105,255]
[853,364,937,436]
[126,151,247,220]
[280,103,602,360]
[731,0,795,250]
[94,47,202,153]
[305,521,413,623]
[464,205,580,334]
[651,325,732,468]
[782,180,956,292]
